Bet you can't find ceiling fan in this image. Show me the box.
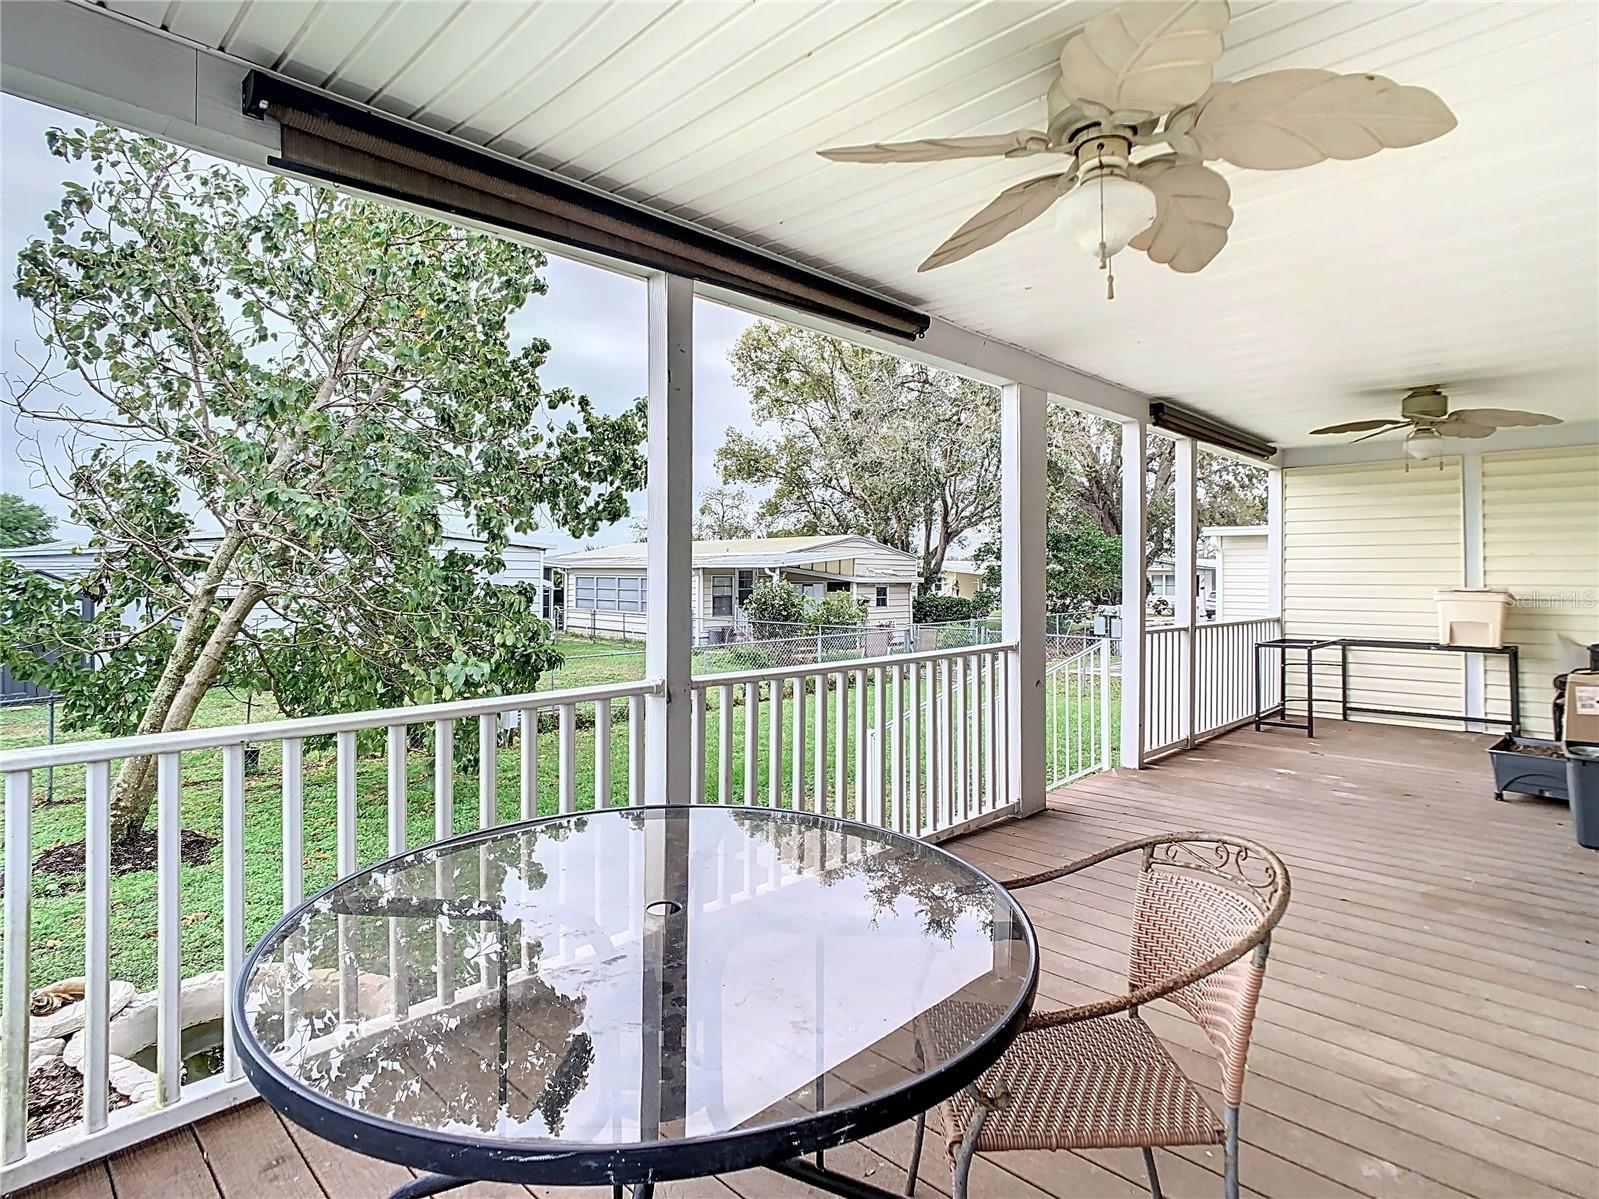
[818,0,1457,297]
[1310,386,1561,460]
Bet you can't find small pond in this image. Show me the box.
[129,1018,226,1084]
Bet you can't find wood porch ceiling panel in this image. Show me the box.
[80,1,1599,445]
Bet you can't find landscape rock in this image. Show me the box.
[29,979,136,1041]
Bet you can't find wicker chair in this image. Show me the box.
[904,832,1290,1199]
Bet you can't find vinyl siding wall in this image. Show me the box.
[1482,446,1599,738]
[1282,459,1465,727]
[859,580,914,627]
[1281,447,1599,736]
[1215,534,1269,618]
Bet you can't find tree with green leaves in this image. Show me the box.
[978,518,1121,623]
[0,126,645,843]
[1046,407,1267,560]
[0,492,55,547]
[718,325,999,582]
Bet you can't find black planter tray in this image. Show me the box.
[1488,735,1568,802]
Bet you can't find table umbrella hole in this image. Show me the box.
[644,900,683,917]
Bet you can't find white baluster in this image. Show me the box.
[156,752,181,1106]
[718,685,734,804]
[221,745,245,1082]
[519,708,539,819]
[3,770,33,1159]
[594,698,611,808]
[82,761,110,1131]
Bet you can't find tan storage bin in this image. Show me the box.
[1434,587,1513,647]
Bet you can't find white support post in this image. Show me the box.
[1462,453,1486,730]
[1120,420,1148,768]
[1174,435,1198,747]
[1001,382,1047,816]
[645,272,694,806]
[1266,465,1284,618]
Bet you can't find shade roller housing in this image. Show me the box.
[1150,402,1277,461]
[242,72,929,342]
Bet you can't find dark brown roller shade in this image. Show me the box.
[242,72,929,342]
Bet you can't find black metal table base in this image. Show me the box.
[386,1157,903,1199]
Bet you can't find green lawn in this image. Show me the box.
[1,642,1114,995]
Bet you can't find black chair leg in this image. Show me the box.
[905,1109,927,1195]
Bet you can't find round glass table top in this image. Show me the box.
[235,806,1037,1183]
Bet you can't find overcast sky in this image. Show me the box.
[0,91,763,556]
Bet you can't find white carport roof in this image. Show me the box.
[3,1,1595,458]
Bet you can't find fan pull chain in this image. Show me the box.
[1097,162,1114,299]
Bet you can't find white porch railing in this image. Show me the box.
[1,677,661,1190]
[0,642,1016,1189]
[686,641,1016,843]
[1140,617,1283,763]
[1044,638,1116,789]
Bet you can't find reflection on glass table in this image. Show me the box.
[236,806,1037,1199]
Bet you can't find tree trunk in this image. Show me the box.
[106,570,265,844]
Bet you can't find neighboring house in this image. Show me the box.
[1204,525,1271,618]
[0,547,96,702]
[548,535,921,641]
[0,525,555,620]
[1146,555,1218,616]
[935,558,987,599]
[0,540,100,581]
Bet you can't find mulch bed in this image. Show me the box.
[27,1058,132,1141]
[0,828,218,897]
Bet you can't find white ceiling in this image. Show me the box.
[87,0,1599,447]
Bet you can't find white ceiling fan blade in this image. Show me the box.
[1309,419,1410,435]
[1185,69,1457,170]
[1128,155,1232,273]
[1058,1,1230,117]
[819,130,1053,163]
[1446,408,1562,428]
[1430,418,1496,439]
[1348,422,1413,444]
[918,171,1078,272]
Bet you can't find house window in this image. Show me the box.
[875,585,888,608]
[711,574,733,617]
[826,580,850,593]
[737,569,755,607]
[571,574,647,612]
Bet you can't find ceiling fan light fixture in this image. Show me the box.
[1405,426,1445,461]
[1054,170,1157,259]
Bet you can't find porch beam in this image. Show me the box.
[1001,383,1047,816]
[645,273,694,805]
[1119,421,1148,768]
[1173,435,1198,747]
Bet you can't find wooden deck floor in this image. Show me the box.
[24,720,1599,1199]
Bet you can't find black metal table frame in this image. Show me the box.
[234,805,1040,1199]
[1254,637,1342,737]
[1254,637,1522,739]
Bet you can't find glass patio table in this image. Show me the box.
[234,806,1038,1199]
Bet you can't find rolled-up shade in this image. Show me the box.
[243,72,930,342]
